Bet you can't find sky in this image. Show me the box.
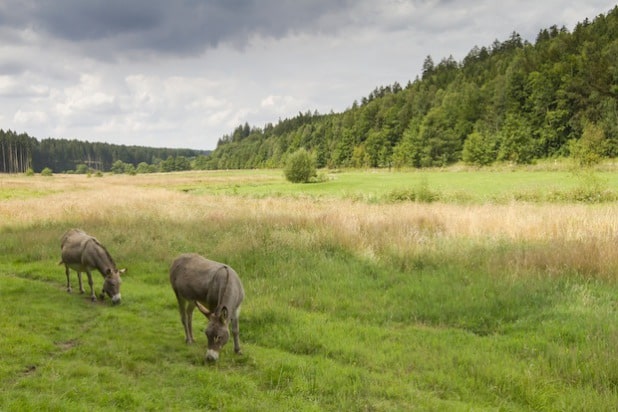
[0,1,615,150]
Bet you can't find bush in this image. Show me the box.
[75,164,89,174]
[569,122,607,167]
[136,162,156,173]
[284,149,316,183]
[41,167,53,176]
[124,163,136,175]
[462,131,497,166]
[386,179,440,203]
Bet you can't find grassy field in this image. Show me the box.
[1,167,618,411]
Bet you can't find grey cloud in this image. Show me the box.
[33,1,163,40]
[1,0,357,57]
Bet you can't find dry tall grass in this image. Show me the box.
[2,173,618,280]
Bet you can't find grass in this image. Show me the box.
[1,167,618,410]
[130,164,618,204]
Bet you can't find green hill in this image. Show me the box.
[205,6,618,169]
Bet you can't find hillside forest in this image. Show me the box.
[207,6,618,170]
[1,6,617,173]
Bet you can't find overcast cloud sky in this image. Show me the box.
[0,1,615,150]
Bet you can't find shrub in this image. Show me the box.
[41,167,53,176]
[111,160,127,174]
[386,179,440,203]
[136,162,156,173]
[462,131,497,166]
[124,163,136,175]
[569,122,607,167]
[75,164,89,174]
[284,149,316,183]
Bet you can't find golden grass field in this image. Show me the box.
[2,171,618,281]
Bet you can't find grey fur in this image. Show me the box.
[169,253,244,362]
[60,229,124,305]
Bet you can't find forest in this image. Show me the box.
[205,6,618,169]
[1,6,617,173]
[0,130,208,173]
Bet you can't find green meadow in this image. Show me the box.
[1,167,617,411]
[172,164,618,203]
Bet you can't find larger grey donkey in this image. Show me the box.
[60,229,125,305]
[169,253,245,362]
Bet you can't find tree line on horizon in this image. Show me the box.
[1,6,616,174]
[205,6,617,170]
[0,130,208,174]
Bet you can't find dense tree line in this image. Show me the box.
[0,130,35,173]
[0,130,208,173]
[206,6,618,169]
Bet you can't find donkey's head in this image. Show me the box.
[196,301,230,362]
[102,268,125,305]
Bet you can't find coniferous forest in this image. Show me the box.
[206,6,618,170]
[0,130,207,173]
[1,6,617,173]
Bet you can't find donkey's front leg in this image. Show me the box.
[231,316,242,355]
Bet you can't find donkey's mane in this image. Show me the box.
[90,237,117,268]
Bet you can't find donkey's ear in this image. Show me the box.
[219,306,229,323]
[195,301,211,317]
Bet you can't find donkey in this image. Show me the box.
[169,253,245,362]
[59,229,125,305]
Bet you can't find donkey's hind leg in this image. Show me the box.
[175,293,195,344]
[77,271,85,294]
[65,265,72,293]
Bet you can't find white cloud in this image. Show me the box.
[261,94,302,111]
[13,109,48,125]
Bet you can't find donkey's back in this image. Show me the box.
[60,229,91,268]
[60,228,124,304]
